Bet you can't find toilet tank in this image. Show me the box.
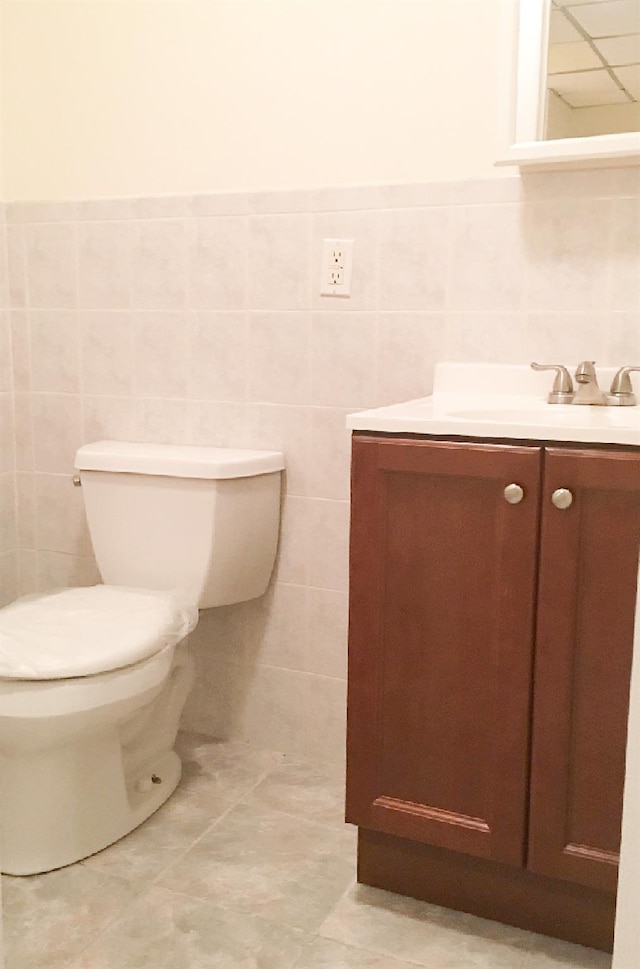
[75,441,285,609]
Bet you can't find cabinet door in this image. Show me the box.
[528,448,640,893]
[346,436,541,866]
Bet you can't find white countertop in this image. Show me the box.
[347,364,640,447]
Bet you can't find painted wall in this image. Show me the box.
[0,0,511,201]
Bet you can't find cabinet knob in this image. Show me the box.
[504,483,524,504]
[551,488,573,510]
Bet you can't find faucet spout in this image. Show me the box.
[573,361,607,406]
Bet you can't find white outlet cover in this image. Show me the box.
[320,238,354,297]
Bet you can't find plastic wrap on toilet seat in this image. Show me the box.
[0,585,199,680]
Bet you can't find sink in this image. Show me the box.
[347,363,640,447]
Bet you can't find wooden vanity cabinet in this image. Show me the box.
[346,434,640,951]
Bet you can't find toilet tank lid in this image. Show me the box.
[75,441,285,479]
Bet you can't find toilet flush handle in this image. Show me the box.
[72,474,82,487]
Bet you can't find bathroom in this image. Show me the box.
[0,0,639,966]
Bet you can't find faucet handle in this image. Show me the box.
[608,366,640,406]
[530,362,574,404]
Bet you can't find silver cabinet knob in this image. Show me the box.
[551,488,573,510]
[504,483,524,504]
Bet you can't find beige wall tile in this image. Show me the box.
[0,472,17,551]
[10,310,31,391]
[607,313,640,363]
[13,392,34,471]
[241,664,347,764]
[445,312,535,364]
[609,198,640,313]
[0,311,12,391]
[187,217,248,311]
[7,224,27,308]
[17,548,38,596]
[245,403,310,497]
[187,400,249,448]
[310,312,376,408]
[190,311,249,401]
[306,407,352,501]
[35,472,92,556]
[133,312,191,398]
[0,394,16,472]
[525,313,609,364]
[81,310,135,397]
[131,219,187,311]
[83,395,136,443]
[378,207,451,311]
[30,310,80,393]
[31,393,83,473]
[77,221,131,309]
[305,498,350,592]
[37,550,100,591]
[16,471,36,549]
[248,313,311,405]
[523,198,611,312]
[376,312,445,407]
[306,587,349,680]
[448,204,526,311]
[133,396,190,445]
[25,222,76,308]
[248,214,311,310]
[274,495,311,587]
[0,551,18,606]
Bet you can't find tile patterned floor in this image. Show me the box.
[2,732,613,969]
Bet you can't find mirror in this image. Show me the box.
[545,0,640,140]
[497,0,640,167]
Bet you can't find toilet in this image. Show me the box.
[0,440,284,876]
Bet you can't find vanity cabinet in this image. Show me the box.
[346,434,640,950]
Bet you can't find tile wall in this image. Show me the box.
[3,167,639,762]
[0,201,18,607]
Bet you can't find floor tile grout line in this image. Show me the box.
[141,752,291,889]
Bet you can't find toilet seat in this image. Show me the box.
[0,645,177,720]
[0,585,198,680]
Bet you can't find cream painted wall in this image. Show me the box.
[0,0,511,201]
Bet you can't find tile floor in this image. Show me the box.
[3,732,613,969]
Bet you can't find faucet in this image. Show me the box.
[530,361,640,406]
[572,360,607,406]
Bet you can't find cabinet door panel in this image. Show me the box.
[346,437,541,866]
[528,448,640,893]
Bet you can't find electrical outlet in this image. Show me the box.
[320,238,354,297]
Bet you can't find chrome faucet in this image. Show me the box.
[531,361,640,406]
[572,360,607,406]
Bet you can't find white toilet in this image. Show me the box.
[0,440,284,876]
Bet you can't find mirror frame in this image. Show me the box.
[497,0,640,169]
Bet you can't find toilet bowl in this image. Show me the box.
[0,442,284,875]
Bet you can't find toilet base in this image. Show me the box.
[1,746,182,877]
[0,645,195,876]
